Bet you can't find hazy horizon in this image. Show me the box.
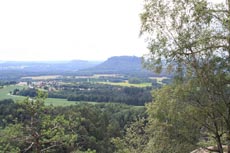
[0,55,143,63]
[0,0,223,62]
[0,0,148,62]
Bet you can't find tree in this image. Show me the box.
[128,77,142,84]
[145,85,200,153]
[112,118,148,153]
[141,0,230,152]
[0,91,77,152]
[0,124,24,152]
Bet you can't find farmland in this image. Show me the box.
[0,56,172,152]
[0,85,101,106]
[0,71,173,107]
[21,75,61,80]
[98,81,152,87]
[0,85,77,106]
[0,85,25,101]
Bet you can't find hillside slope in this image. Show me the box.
[79,56,156,77]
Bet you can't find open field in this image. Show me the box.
[0,85,74,106]
[98,81,152,87]
[93,74,121,78]
[22,74,122,80]
[149,76,169,84]
[0,85,25,101]
[0,85,101,106]
[45,98,99,106]
[21,75,61,80]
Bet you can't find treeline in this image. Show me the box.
[14,83,153,106]
[0,81,17,86]
[64,84,152,106]
[0,97,146,153]
[40,76,168,85]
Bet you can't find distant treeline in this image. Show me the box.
[0,81,17,86]
[14,83,153,106]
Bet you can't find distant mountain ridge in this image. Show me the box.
[90,56,142,71]
[0,56,168,77]
[79,56,155,77]
[0,60,101,72]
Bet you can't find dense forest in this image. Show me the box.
[13,83,152,106]
[0,96,146,152]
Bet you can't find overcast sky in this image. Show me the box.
[0,0,149,61]
[0,0,225,61]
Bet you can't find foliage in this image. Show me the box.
[112,118,148,153]
[141,0,230,152]
[0,96,146,153]
[144,85,200,153]
[113,85,201,153]
[0,124,23,152]
[0,99,19,128]
[128,77,142,84]
[99,81,152,88]
[0,81,17,86]
[0,85,25,101]
[0,91,77,152]
[15,83,152,106]
[55,103,146,152]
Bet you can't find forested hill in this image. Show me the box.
[0,60,100,72]
[96,56,142,71]
[79,56,161,77]
[0,56,169,78]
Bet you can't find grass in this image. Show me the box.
[149,76,169,84]
[0,85,101,106]
[21,75,61,80]
[0,85,74,106]
[22,74,121,81]
[0,85,147,107]
[45,98,99,106]
[98,81,152,87]
[93,74,120,78]
[44,98,76,106]
[0,85,25,101]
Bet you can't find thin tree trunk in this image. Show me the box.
[227,107,230,153]
[35,138,41,153]
[216,135,224,153]
[214,120,224,153]
[227,0,230,152]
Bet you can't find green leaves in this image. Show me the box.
[141,0,229,76]
[0,91,78,152]
[145,85,200,153]
[0,124,23,152]
[112,118,147,153]
[141,0,230,149]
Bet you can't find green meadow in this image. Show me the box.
[0,85,25,101]
[0,85,105,106]
[0,85,74,106]
[98,81,152,87]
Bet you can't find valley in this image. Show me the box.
[0,56,171,106]
[0,56,171,152]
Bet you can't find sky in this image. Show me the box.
[0,0,225,61]
[0,0,148,61]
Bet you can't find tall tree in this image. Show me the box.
[112,118,148,153]
[145,85,200,153]
[0,91,77,152]
[141,0,230,152]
